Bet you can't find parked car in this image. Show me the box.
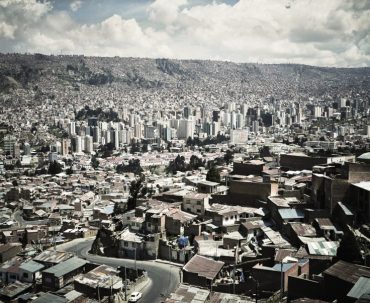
[128,292,142,302]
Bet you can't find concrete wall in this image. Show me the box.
[233,162,265,176]
[288,275,323,302]
[280,154,327,170]
[230,181,278,203]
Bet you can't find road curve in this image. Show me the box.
[58,239,180,303]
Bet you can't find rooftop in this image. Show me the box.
[324,260,370,284]
[42,257,88,277]
[183,254,224,280]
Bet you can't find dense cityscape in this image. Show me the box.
[0,52,369,303]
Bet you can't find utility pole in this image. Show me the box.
[124,266,127,300]
[135,247,138,279]
[97,282,100,303]
[280,261,283,301]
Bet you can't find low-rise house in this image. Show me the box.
[117,229,144,259]
[33,250,74,268]
[285,223,317,247]
[41,256,89,290]
[164,283,210,303]
[74,264,123,298]
[275,209,305,228]
[0,257,22,283]
[182,192,210,216]
[144,209,166,234]
[197,180,219,194]
[205,204,258,227]
[56,204,75,218]
[239,220,265,240]
[322,260,370,302]
[165,208,197,236]
[0,243,22,263]
[0,281,32,302]
[312,218,338,240]
[31,292,69,303]
[182,254,225,288]
[18,260,45,283]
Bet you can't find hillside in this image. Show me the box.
[0,53,369,109]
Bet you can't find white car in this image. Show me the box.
[128,292,142,302]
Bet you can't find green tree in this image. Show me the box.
[206,163,221,183]
[99,142,115,158]
[113,202,125,215]
[166,155,187,174]
[224,150,234,165]
[91,155,99,169]
[116,159,143,175]
[48,161,62,175]
[130,142,141,154]
[260,146,272,158]
[66,166,73,175]
[20,229,27,249]
[127,175,145,211]
[189,155,203,170]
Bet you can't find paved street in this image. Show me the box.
[58,239,180,303]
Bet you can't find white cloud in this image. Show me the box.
[70,0,82,12]
[0,21,16,39]
[148,0,187,25]
[0,0,369,67]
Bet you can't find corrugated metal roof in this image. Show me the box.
[324,260,370,284]
[19,260,44,273]
[278,208,304,220]
[32,292,68,303]
[42,257,88,277]
[183,255,224,280]
[307,241,339,256]
[347,277,370,299]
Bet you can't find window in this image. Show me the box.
[197,209,201,213]
[197,201,201,205]
[124,241,128,247]
[23,272,28,278]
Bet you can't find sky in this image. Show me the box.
[0,0,369,67]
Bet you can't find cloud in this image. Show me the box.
[70,0,82,12]
[0,0,369,67]
[148,0,187,25]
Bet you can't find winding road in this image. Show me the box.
[57,238,180,303]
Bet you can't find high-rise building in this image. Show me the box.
[134,123,143,139]
[23,142,31,156]
[183,105,192,119]
[61,139,69,156]
[68,122,76,136]
[92,127,101,144]
[3,134,16,156]
[178,118,195,139]
[230,129,249,144]
[72,136,82,153]
[88,117,98,127]
[85,135,93,153]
